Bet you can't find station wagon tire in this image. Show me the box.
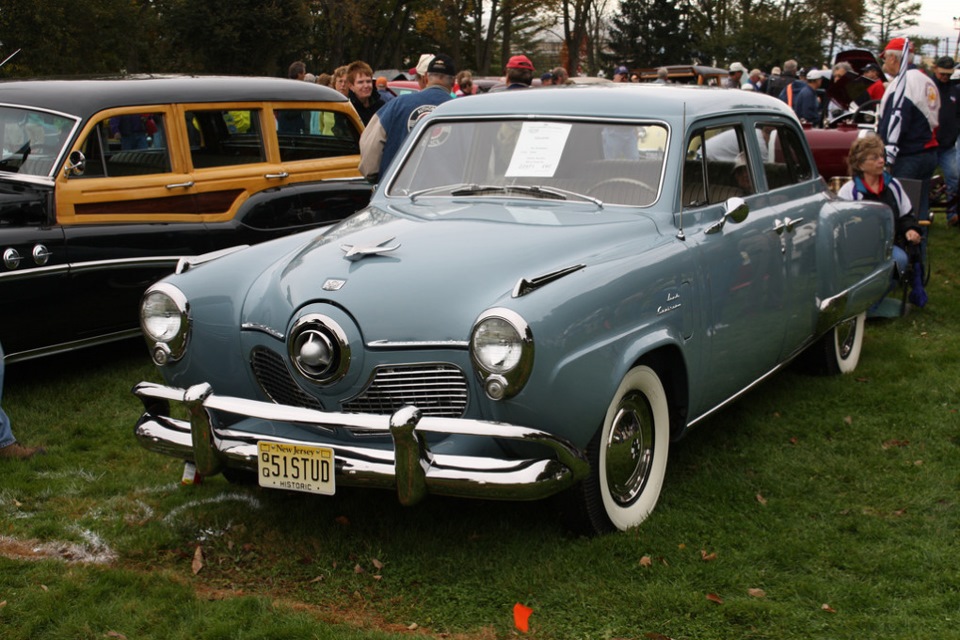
[802,312,866,375]
[558,365,670,534]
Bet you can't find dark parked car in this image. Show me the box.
[0,76,372,362]
[133,84,892,534]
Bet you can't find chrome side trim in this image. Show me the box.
[815,290,849,336]
[2,328,142,365]
[367,339,469,349]
[513,264,585,298]
[241,323,285,341]
[687,359,789,430]
[0,263,70,281]
[0,256,180,280]
[132,381,590,503]
[176,245,250,274]
[69,256,181,273]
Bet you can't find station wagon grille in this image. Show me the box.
[342,364,469,418]
[250,347,323,409]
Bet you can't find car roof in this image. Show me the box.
[428,83,794,122]
[0,75,348,116]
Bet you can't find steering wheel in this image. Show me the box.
[586,177,655,198]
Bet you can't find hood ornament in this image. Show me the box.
[340,237,401,262]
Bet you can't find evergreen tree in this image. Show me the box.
[607,0,695,69]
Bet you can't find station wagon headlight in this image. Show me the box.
[140,283,190,366]
[470,308,533,400]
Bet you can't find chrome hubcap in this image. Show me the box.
[605,390,655,506]
[836,318,858,360]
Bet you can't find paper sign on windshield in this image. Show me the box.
[505,122,572,177]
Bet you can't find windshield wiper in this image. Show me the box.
[408,183,472,202]
[450,184,603,207]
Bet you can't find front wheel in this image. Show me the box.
[558,366,671,534]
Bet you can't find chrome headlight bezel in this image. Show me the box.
[288,314,350,384]
[140,283,190,365]
[470,308,534,400]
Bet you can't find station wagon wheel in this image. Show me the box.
[558,365,670,534]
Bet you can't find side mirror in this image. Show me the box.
[724,197,748,223]
[64,150,85,177]
[705,197,749,235]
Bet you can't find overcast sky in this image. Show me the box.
[906,0,957,46]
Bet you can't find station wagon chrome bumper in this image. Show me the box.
[132,381,590,504]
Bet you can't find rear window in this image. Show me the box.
[274,109,360,161]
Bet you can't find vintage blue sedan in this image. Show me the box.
[133,85,893,534]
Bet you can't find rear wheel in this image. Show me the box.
[558,366,670,534]
[801,312,866,375]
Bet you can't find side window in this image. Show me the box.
[683,125,754,208]
[757,123,813,189]
[76,113,171,178]
[186,109,265,169]
[274,109,360,161]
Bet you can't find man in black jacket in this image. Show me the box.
[932,56,959,225]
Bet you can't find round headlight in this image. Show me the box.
[473,317,523,373]
[140,284,189,364]
[470,308,534,400]
[142,291,184,342]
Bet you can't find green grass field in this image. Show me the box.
[1,218,958,640]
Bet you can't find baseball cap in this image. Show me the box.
[883,37,913,54]
[415,54,435,76]
[935,56,956,72]
[614,65,629,75]
[729,62,747,74]
[862,63,882,75]
[540,72,554,82]
[506,55,534,71]
[426,53,456,76]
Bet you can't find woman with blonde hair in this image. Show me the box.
[837,134,924,308]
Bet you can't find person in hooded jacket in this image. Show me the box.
[778,66,820,125]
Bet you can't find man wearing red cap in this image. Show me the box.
[877,37,940,223]
[505,55,535,89]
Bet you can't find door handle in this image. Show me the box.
[32,244,52,266]
[265,172,290,180]
[165,181,195,189]
[773,217,803,235]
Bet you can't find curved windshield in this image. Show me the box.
[0,106,77,177]
[388,119,668,207]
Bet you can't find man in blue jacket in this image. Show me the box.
[778,68,820,125]
[877,37,940,223]
[359,54,456,183]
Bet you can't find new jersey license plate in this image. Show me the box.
[257,441,335,495]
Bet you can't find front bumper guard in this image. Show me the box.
[133,381,590,505]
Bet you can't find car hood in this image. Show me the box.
[239,201,660,340]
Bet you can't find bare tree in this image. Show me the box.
[864,0,920,49]
[560,0,593,77]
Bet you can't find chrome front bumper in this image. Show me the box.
[132,381,590,504]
